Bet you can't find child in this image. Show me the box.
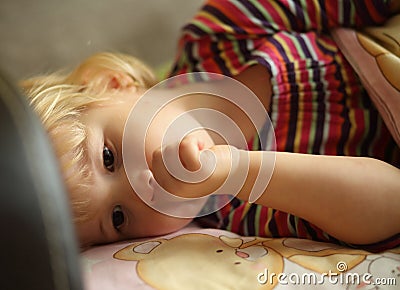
[21,0,400,251]
[167,0,400,252]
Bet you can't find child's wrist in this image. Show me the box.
[206,146,249,197]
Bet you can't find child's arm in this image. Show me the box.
[152,140,400,245]
[240,150,400,245]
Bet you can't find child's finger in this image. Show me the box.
[179,135,203,171]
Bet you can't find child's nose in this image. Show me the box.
[130,169,208,219]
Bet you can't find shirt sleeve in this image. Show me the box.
[170,0,394,76]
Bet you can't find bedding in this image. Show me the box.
[332,15,400,148]
[81,224,400,290]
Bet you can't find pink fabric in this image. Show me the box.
[332,26,400,147]
[81,225,400,290]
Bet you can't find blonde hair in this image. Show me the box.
[20,52,156,222]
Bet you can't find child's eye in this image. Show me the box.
[112,205,125,230]
[103,146,115,172]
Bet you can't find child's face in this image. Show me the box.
[76,86,192,248]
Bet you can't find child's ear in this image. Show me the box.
[68,63,136,91]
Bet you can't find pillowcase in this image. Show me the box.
[331,15,400,147]
[81,225,400,290]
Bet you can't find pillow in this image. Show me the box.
[81,224,400,290]
[331,15,400,147]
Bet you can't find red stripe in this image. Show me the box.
[363,0,387,24]
[274,211,292,237]
[296,220,309,238]
[305,0,318,30]
[198,38,222,73]
[196,13,227,35]
[258,207,268,237]
[353,108,366,156]
[207,0,245,29]
[299,94,313,153]
[325,0,340,27]
[373,127,390,159]
[230,203,245,233]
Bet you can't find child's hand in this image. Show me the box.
[151,135,244,199]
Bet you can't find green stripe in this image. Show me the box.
[254,206,262,236]
[252,133,260,151]
[300,0,311,29]
[191,19,214,35]
[359,107,370,156]
[231,40,246,66]
[250,0,280,31]
[338,0,344,24]
[287,215,297,236]
[349,2,356,26]
[290,35,306,59]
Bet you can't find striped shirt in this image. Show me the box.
[170,0,400,251]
